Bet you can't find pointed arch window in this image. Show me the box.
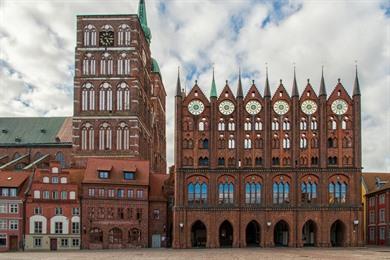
[273,179,290,204]
[118,24,131,46]
[99,83,113,111]
[81,83,95,111]
[81,123,94,151]
[100,52,113,75]
[116,122,129,150]
[245,182,261,204]
[83,53,96,75]
[218,182,234,204]
[116,82,130,111]
[117,53,130,75]
[83,24,97,46]
[99,123,112,150]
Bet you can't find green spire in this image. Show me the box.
[138,0,151,43]
[210,67,217,98]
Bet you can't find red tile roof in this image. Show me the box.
[83,158,150,186]
[0,171,30,188]
[362,172,390,195]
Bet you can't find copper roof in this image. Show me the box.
[83,158,150,186]
[0,171,30,188]
[362,172,390,195]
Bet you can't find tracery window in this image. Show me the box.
[118,24,131,46]
[116,122,129,150]
[99,83,113,111]
[99,123,112,150]
[218,182,234,204]
[81,83,95,111]
[116,82,130,111]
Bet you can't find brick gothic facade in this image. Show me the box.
[72,2,166,172]
[173,69,364,248]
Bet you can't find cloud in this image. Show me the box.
[0,0,388,172]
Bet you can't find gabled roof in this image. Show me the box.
[0,171,30,188]
[0,117,72,146]
[362,172,390,195]
[83,158,150,186]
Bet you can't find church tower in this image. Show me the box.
[72,0,166,172]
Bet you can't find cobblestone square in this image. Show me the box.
[0,248,390,260]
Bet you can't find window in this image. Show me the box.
[98,171,109,179]
[0,219,6,230]
[9,220,18,230]
[52,191,58,200]
[99,82,113,111]
[72,238,80,247]
[136,190,143,199]
[328,181,347,204]
[187,182,207,205]
[34,207,42,215]
[0,234,6,247]
[117,53,131,75]
[273,181,290,204]
[72,222,80,234]
[99,123,112,150]
[124,171,135,180]
[108,189,115,198]
[118,24,131,46]
[153,209,160,219]
[128,189,134,198]
[55,207,63,215]
[55,222,63,234]
[88,188,95,197]
[117,189,124,198]
[0,204,6,213]
[9,204,18,214]
[52,177,59,184]
[34,221,42,234]
[116,83,130,111]
[61,238,68,247]
[301,181,317,202]
[61,191,67,200]
[379,209,385,223]
[72,208,80,216]
[218,182,234,204]
[83,24,97,46]
[245,182,261,204]
[81,123,94,150]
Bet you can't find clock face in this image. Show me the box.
[301,100,318,115]
[188,100,204,115]
[273,100,289,115]
[219,100,235,115]
[99,31,114,47]
[331,99,348,115]
[245,100,262,115]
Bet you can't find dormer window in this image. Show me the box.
[124,171,135,180]
[98,171,109,179]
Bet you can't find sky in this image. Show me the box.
[0,0,389,172]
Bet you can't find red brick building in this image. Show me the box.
[173,68,363,248]
[81,158,168,249]
[0,171,31,251]
[363,172,390,246]
[25,161,83,250]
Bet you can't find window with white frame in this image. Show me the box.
[116,83,130,111]
[83,24,97,46]
[99,123,112,150]
[117,53,131,75]
[99,82,113,111]
[100,52,113,75]
[81,82,95,111]
[118,24,131,46]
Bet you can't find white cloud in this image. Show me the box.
[0,0,388,172]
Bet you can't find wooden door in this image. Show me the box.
[50,238,57,251]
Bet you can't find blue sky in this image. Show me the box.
[0,0,389,172]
